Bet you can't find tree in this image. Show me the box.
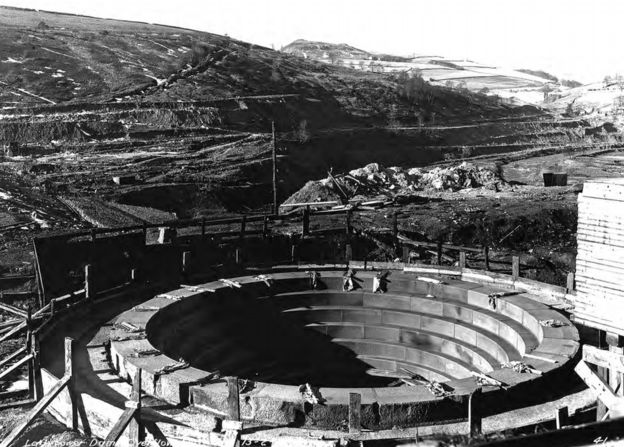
[541,84,554,101]
[327,51,340,65]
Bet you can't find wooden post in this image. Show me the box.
[130,268,137,283]
[556,406,569,429]
[64,337,78,430]
[128,368,144,447]
[402,245,410,264]
[182,251,191,275]
[566,272,575,293]
[90,229,97,242]
[469,388,482,437]
[31,331,42,401]
[512,256,520,280]
[302,206,310,236]
[272,121,278,216]
[291,241,297,264]
[239,216,247,241]
[262,215,269,239]
[26,305,32,331]
[597,362,609,420]
[201,218,206,240]
[607,332,624,403]
[26,307,33,398]
[392,212,398,242]
[26,330,34,399]
[235,248,242,266]
[483,246,490,271]
[459,251,467,269]
[345,244,353,262]
[50,298,56,317]
[436,240,443,266]
[227,377,240,421]
[84,264,92,300]
[348,392,361,434]
[597,330,609,420]
[345,209,352,238]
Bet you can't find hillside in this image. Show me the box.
[0,7,614,264]
[0,6,528,131]
[545,82,624,124]
[282,39,580,106]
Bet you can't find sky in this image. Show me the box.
[0,0,621,83]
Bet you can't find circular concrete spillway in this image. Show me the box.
[110,268,580,430]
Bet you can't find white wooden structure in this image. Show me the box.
[573,178,624,336]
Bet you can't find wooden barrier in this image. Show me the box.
[576,344,624,420]
[348,392,361,434]
[566,272,575,293]
[182,251,191,274]
[0,337,75,447]
[84,264,92,300]
[556,406,569,429]
[512,256,520,280]
[227,377,241,421]
[469,388,482,437]
[104,368,143,447]
[459,251,467,269]
[302,206,310,236]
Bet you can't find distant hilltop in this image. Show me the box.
[282,39,582,105]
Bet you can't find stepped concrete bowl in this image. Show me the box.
[109,267,579,430]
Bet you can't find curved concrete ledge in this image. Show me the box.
[108,266,580,429]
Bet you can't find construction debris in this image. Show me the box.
[132,306,161,312]
[254,274,274,287]
[307,270,320,289]
[418,277,444,285]
[109,333,146,342]
[488,294,497,310]
[155,359,190,375]
[500,361,542,375]
[299,383,325,405]
[282,162,509,207]
[389,368,453,397]
[181,285,216,293]
[219,279,242,288]
[342,269,356,291]
[539,319,569,327]
[471,371,504,388]
[130,348,161,358]
[424,380,451,397]
[239,378,256,394]
[373,271,388,293]
[157,293,181,301]
[115,321,143,333]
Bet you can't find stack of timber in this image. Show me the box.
[574,178,624,336]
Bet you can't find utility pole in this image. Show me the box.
[272,121,278,215]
